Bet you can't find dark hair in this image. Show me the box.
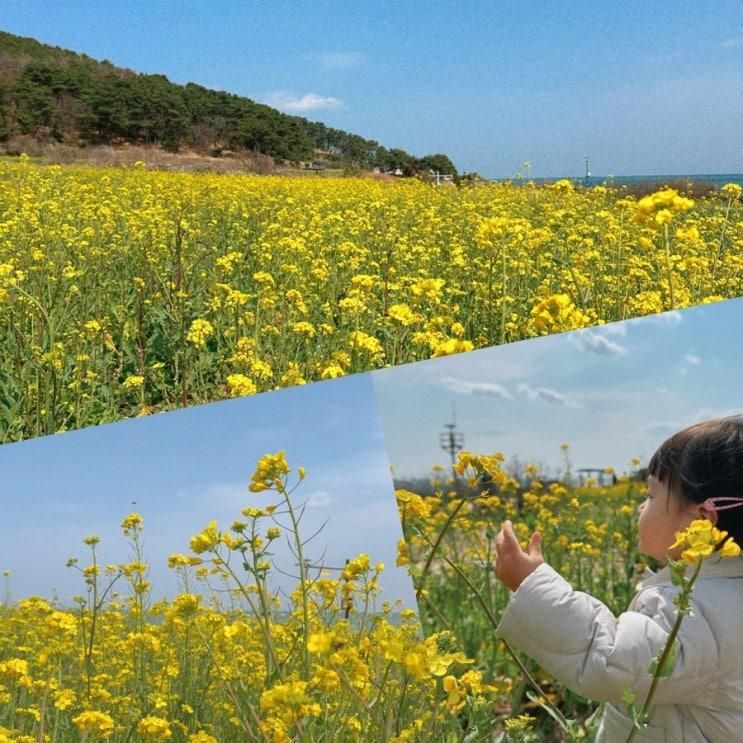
[647,416,743,544]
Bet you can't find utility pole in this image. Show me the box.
[584,157,591,186]
[439,405,464,473]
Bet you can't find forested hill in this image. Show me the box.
[0,30,457,174]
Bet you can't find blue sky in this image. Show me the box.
[0,373,415,609]
[372,299,743,480]
[3,1,743,177]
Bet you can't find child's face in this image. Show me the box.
[637,475,702,562]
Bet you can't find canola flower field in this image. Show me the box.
[0,453,496,743]
[0,449,650,742]
[1,156,742,443]
[395,449,647,740]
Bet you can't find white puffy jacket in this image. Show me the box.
[496,554,743,741]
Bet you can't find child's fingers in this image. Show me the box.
[528,531,542,558]
[496,520,520,554]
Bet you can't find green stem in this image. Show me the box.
[437,550,572,732]
[626,558,702,743]
[415,495,468,603]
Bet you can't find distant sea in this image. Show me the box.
[495,173,743,188]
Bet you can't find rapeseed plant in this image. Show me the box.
[1,162,741,442]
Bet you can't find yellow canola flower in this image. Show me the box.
[122,375,144,389]
[186,318,214,347]
[137,716,173,741]
[249,451,291,492]
[188,733,218,743]
[669,518,741,564]
[190,521,219,554]
[226,373,257,397]
[72,710,115,738]
[529,294,592,334]
[721,182,742,198]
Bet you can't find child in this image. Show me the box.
[495,416,743,741]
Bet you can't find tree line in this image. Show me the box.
[0,30,457,174]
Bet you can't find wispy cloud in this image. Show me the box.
[570,329,626,356]
[691,407,743,421]
[642,421,680,437]
[264,91,344,112]
[678,352,703,375]
[517,383,573,406]
[640,409,743,445]
[440,376,513,399]
[721,36,743,48]
[649,310,683,326]
[600,322,628,337]
[318,52,364,70]
[306,490,333,508]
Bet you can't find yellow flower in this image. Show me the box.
[721,182,742,198]
[669,518,741,564]
[190,521,219,554]
[443,675,463,709]
[122,374,144,389]
[137,716,172,740]
[307,630,335,655]
[188,733,218,743]
[396,538,409,567]
[320,364,345,379]
[226,373,257,397]
[186,318,214,347]
[249,451,290,492]
[72,710,115,738]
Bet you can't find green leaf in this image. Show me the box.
[668,558,687,587]
[647,639,677,678]
[525,691,573,732]
[622,684,635,706]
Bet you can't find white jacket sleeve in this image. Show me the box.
[496,562,718,706]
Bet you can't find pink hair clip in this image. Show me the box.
[703,497,743,512]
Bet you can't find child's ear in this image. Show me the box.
[697,502,719,526]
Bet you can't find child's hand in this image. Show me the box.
[494,520,544,592]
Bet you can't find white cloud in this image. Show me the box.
[570,329,626,356]
[691,407,743,422]
[678,352,702,375]
[628,310,683,328]
[518,383,573,406]
[319,52,364,70]
[600,322,628,337]
[641,409,743,440]
[440,376,513,399]
[642,421,680,436]
[576,389,648,405]
[306,490,333,508]
[265,91,344,113]
[721,37,743,48]
[653,311,683,326]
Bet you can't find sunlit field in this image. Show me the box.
[0,449,647,741]
[395,450,646,740]
[0,453,499,743]
[1,157,741,442]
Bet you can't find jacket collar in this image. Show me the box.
[637,554,743,590]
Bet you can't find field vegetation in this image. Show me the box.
[1,159,741,443]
